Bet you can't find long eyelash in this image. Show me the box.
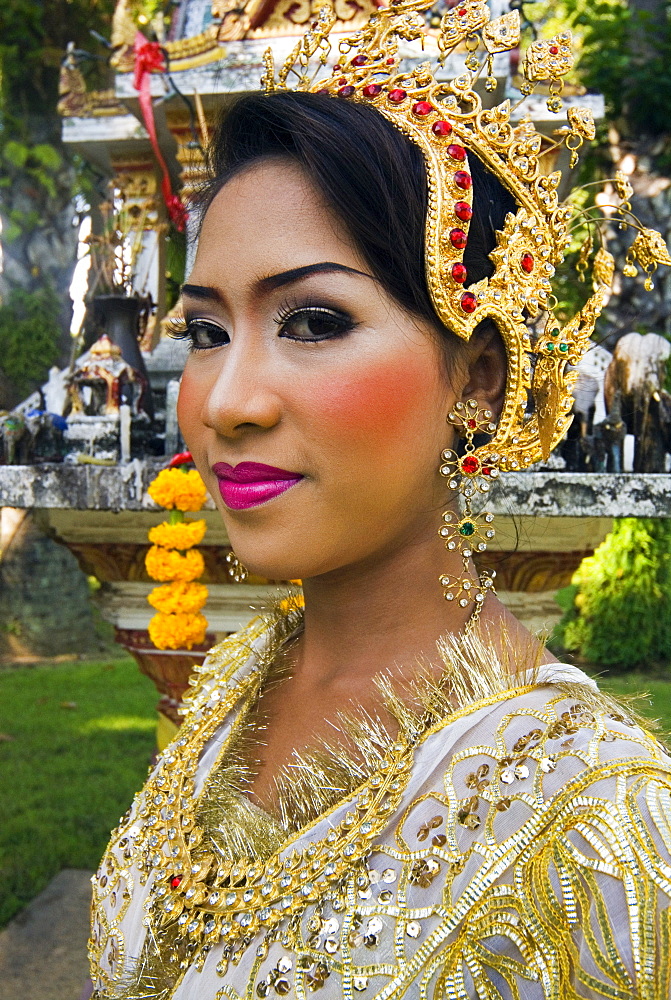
[164,316,188,340]
[274,296,320,325]
[274,299,354,338]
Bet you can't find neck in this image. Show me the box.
[297,522,480,686]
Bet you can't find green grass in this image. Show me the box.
[0,656,669,931]
[0,657,157,928]
[596,672,671,739]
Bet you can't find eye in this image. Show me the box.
[277,306,354,342]
[185,319,230,351]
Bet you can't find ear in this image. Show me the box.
[459,320,507,419]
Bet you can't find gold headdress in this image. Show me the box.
[262,0,671,474]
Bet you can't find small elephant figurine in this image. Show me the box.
[0,411,28,465]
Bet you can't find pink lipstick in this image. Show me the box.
[212,461,303,510]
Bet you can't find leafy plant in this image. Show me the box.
[558,518,671,669]
[0,286,62,398]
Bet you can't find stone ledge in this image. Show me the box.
[1,464,671,516]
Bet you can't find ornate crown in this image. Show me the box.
[262,0,671,470]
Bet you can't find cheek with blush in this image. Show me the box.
[300,353,447,456]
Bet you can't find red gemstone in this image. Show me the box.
[454,170,472,190]
[448,143,467,161]
[461,455,480,475]
[333,65,341,72]
[455,200,472,222]
[458,7,467,15]
[338,77,347,85]
[412,100,433,116]
[351,55,367,66]
[338,85,355,97]
[549,45,559,54]
[388,88,407,103]
[431,120,453,137]
[386,57,396,65]
[482,466,492,476]
[451,262,468,284]
[461,291,478,313]
[521,252,534,273]
[170,876,182,888]
[450,228,468,249]
[467,419,477,429]
[362,83,382,98]
[317,88,330,94]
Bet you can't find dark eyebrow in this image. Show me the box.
[257,261,375,291]
[180,283,225,303]
[181,262,375,304]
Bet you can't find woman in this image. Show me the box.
[89,14,671,999]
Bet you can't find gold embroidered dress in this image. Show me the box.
[90,603,671,999]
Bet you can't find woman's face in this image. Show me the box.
[178,159,462,581]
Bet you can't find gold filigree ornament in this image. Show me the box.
[440,400,497,611]
[626,227,671,290]
[261,0,670,474]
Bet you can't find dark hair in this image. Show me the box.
[202,91,516,346]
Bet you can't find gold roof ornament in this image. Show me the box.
[261,0,670,467]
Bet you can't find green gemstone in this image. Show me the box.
[559,343,569,352]
[459,521,475,536]
[549,328,560,337]
[546,342,555,351]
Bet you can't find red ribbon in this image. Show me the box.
[133,32,188,232]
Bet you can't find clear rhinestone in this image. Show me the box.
[406,921,422,938]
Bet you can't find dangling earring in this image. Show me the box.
[226,551,248,582]
[439,399,498,615]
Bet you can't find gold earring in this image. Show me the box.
[226,551,248,583]
[439,400,498,612]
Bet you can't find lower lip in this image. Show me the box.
[217,477,302,510]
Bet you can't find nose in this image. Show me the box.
[199,335,283,439]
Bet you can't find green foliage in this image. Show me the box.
[0,0,116,136]
[559,519,671,668]
[0,286,62,397]
[0,657,156,927]
[534,0,671,139]
[0,139,66,236]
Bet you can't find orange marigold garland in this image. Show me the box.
[146,458,209,650]
[147,467,208,512]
